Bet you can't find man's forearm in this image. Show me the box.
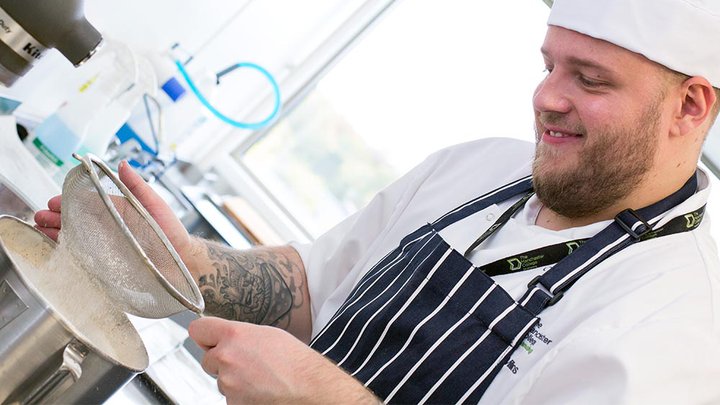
[187,238,312,342]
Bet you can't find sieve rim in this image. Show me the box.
[75,153,204,315]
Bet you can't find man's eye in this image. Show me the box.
[579,75,603,88]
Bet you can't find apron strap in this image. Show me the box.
[521,171,699,315]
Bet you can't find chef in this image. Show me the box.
[35,0,720,403]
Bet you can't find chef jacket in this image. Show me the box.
[292,137,720,404]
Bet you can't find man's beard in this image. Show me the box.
[532,103,661,219]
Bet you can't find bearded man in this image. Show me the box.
[35,0,720,403]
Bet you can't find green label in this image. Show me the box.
[506,254,545,272]
[32,137,64,167]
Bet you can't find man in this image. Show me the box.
[35,0,720,403]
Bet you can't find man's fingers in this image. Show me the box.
[201,346,221,377]
[47,195,62,212]
[35,196,63,242]
[118,161,148,200]
[34,210,61,242]
[34,210,61,229]
[118,160,160,208]
[35,226,59,242]
[117,160,176,221]
[188,316,230,349]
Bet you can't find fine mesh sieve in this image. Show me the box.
[60,154,204,318]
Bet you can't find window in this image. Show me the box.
[234,0,551,237]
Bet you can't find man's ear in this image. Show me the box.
[671,76,717,137]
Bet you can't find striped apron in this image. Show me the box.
[310,173,698,404]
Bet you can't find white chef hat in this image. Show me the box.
[548,0,720,87]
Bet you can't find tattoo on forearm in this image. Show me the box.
[197,244,305,327]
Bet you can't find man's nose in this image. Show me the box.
[533,72,572,114]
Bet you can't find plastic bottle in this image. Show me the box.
[26,75,120,185]
[25,40,148,185]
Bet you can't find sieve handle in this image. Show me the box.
[19,340,88,405]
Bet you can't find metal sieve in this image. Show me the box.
[59,153,204,318]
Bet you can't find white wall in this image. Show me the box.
[0,0,365,126]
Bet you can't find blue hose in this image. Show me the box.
[174,60,281,130]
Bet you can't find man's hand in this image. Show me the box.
[34,194,61,241]
[115,160,199,267]
[188,317,379,404]
[34,161,202,269]
[34,161,314,340]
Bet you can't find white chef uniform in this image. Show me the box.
[294,137,720,404]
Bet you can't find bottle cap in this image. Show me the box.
[161,77,186,102]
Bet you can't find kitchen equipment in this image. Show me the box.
[61,153,204,318]
[0,151,204,402]
[0,215,148,404]
[0,0,102,86]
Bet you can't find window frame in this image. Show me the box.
[207,0,400,243]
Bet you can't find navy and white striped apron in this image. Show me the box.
[310,173,699,404]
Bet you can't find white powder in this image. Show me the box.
[1,220,148,371]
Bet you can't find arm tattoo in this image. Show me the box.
[197,243,304,327]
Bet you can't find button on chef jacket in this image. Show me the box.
[292,138,720,404]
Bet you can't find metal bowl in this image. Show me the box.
[0,215,148,404]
